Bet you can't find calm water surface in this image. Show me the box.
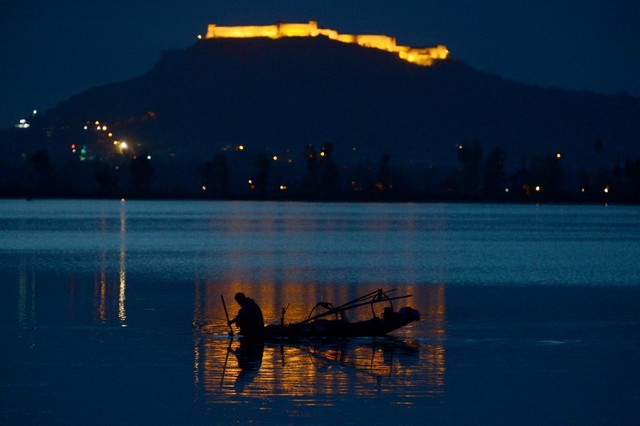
[1,200,639,424]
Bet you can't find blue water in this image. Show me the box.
[2,200,638,285]
[1,200,639,424]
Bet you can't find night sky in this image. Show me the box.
[2,0,639,128]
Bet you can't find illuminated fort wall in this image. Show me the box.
[204,21,449,66]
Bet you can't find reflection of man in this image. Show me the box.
[228,292,264,337]
[232,337,264,393]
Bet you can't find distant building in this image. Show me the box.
[203,21,449,66]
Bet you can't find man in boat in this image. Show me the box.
[228,292,265,338]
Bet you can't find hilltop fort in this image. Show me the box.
[201,20,449,66]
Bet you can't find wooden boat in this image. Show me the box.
[263,289,420,338]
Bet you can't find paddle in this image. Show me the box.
[219,338,232,391]
[221,294,234,336]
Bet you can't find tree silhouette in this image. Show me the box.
[457,139,483,197]
[299,143,341,199]
[317,143,340,198]
[375,153,392,192]
[129,152,153,195]
[200,153,230,197]
[529,155,564,199]
[27,149,54,193]
[623,157,640,202]
[252,151,271,198]
[94,163,115,195]
[482,147,506,198]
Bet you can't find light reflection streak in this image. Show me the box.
[96,252,108,321]
[17,255,37,329]
[92,201,127,324]
[118,201,127,324]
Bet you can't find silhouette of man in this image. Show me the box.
[228,292,264,337]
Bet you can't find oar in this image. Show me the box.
[220,338,232,391]
[221,295,234,336]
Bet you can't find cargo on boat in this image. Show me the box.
[263,289,420,338]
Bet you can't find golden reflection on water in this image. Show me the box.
[93,200,128,325]
[193,281,447,405]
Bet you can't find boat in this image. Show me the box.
[262,289,420,338]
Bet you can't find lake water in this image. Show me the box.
[1,200,639,424]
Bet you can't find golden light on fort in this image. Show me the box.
[204,21,449,67]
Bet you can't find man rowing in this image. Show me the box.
[228,292,265,338]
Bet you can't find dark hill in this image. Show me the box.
[48,36,640,171]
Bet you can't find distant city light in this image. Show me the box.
[273,155,278,161]
[556,152,562,159]
[604,186,610,194]
[535,185,541,192]
[15,118,30,129]
[201,185,207,191]
[32,110,37,115]
[238,145,245,151]
[146,155,152,160]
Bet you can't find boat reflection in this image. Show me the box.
[195,334,443,406]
